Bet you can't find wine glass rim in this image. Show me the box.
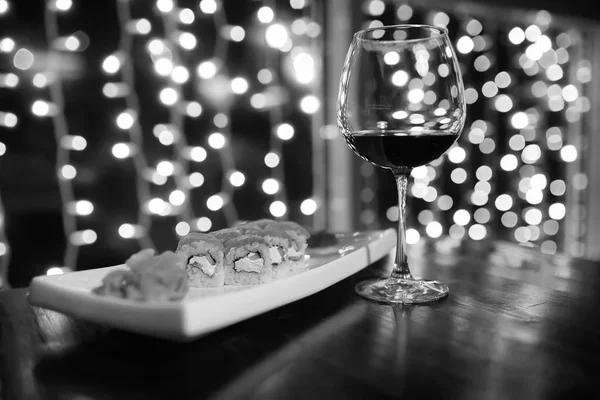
[354,24,448,43]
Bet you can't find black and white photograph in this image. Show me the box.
[0,0,599,398]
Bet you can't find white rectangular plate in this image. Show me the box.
[28,229,396,341]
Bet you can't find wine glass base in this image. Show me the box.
[355,277,449,305]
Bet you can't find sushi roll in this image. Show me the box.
[248,227,291,264]
[236,218,277,233]
[270,221,311,260]
[224,235,274,285]
[176,232,225,288]
[210,227,242,246]
[254,226,309,278]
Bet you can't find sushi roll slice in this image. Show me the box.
[236,218,277,233]
[258,226,309,278]
[249,227,291,263]
[210,227,242,246]
[270,221,311,261]
[176,232,225,288]
[224,235,274,285]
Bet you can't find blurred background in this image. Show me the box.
[0,0,598,288]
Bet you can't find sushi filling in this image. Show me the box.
[268,246,286,265]
[287,241,303,260]
[234,252,264,273]
[188,254,217,277]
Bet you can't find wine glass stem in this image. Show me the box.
[392,170,413,280]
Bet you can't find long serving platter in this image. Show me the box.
[28,229,396,341]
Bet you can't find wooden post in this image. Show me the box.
[584,31,600,260]
[323,0,357,232]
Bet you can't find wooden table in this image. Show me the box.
[1,239,599,399]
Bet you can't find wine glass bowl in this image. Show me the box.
[337,24,466,304]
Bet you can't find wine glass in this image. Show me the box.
[337,24,466,304]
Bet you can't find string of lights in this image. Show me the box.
[295,3,322,222]
[44,0,88,270]
[0,0,13,286]
[111,0,155,249]
[358,0,591,257]
[261,0,290,219]
[157,1,194,228]
[257,1,322,221]
[293,3,322,221]
[209,0,240,227]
